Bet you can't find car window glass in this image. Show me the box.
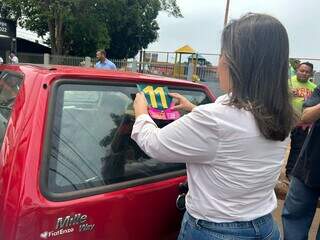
[0,71,23,146]
[47,83,211,194]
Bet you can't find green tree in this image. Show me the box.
[101,0,161,58]
[1,0,81,55]
[64,1,110,56]
[0,1,20,20]
[0,0,182,57]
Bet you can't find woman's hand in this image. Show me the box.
[133,92,148,118]
[170,93,196,112]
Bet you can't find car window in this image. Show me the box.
[0,71,23,146]
[46,82,211,194]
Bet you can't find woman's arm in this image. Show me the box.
[131,92,218,164]
[301,87,320,124]
[301,104,320,124]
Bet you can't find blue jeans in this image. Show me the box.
[178,211,280,240]
[282,176,320,240]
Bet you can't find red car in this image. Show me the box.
[0,64,215,240]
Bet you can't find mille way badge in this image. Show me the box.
[137,84,180,120]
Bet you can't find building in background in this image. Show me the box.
[17,38,50,54]
[0,18,51,64]
[0,18,16,62]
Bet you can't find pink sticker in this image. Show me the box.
[148,102,180,120]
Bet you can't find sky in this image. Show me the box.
[147,0,320,66]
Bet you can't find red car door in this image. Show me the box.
[30,79,213,240]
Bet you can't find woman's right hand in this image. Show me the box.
[169,93,196,112]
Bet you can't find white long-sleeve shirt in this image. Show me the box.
[131,94,289,223]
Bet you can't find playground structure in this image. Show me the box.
[173,45,196,79]
[173,45,207,82]
[136,45,219,81]
[137,49,220,85]
[188,54,209,66]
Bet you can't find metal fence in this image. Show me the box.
[13,52,320,97]
[17,52,44,64]
[50,55,86,66]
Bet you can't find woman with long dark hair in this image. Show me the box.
[132,13,295,239]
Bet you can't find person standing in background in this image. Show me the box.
[9,52,19,64]
[282,86,320,240]
[95,50,116,70]
[285,62,316,178]
[288,58,300,79]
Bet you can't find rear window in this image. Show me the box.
[0,71,23,146]
[44,81,211,197]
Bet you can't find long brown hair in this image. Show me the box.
[221,13,296,141]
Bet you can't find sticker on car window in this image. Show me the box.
[137,84,171,109]
[137,84,180,120]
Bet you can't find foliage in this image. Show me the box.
[0,0,182,57]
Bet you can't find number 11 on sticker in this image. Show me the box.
[142,85,168,109]
[137,84,171,110]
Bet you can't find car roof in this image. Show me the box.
[0,64,208,89]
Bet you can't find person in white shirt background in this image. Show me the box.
[131,13,296,240]
[0,56,3,64]
[9,52,19,64]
